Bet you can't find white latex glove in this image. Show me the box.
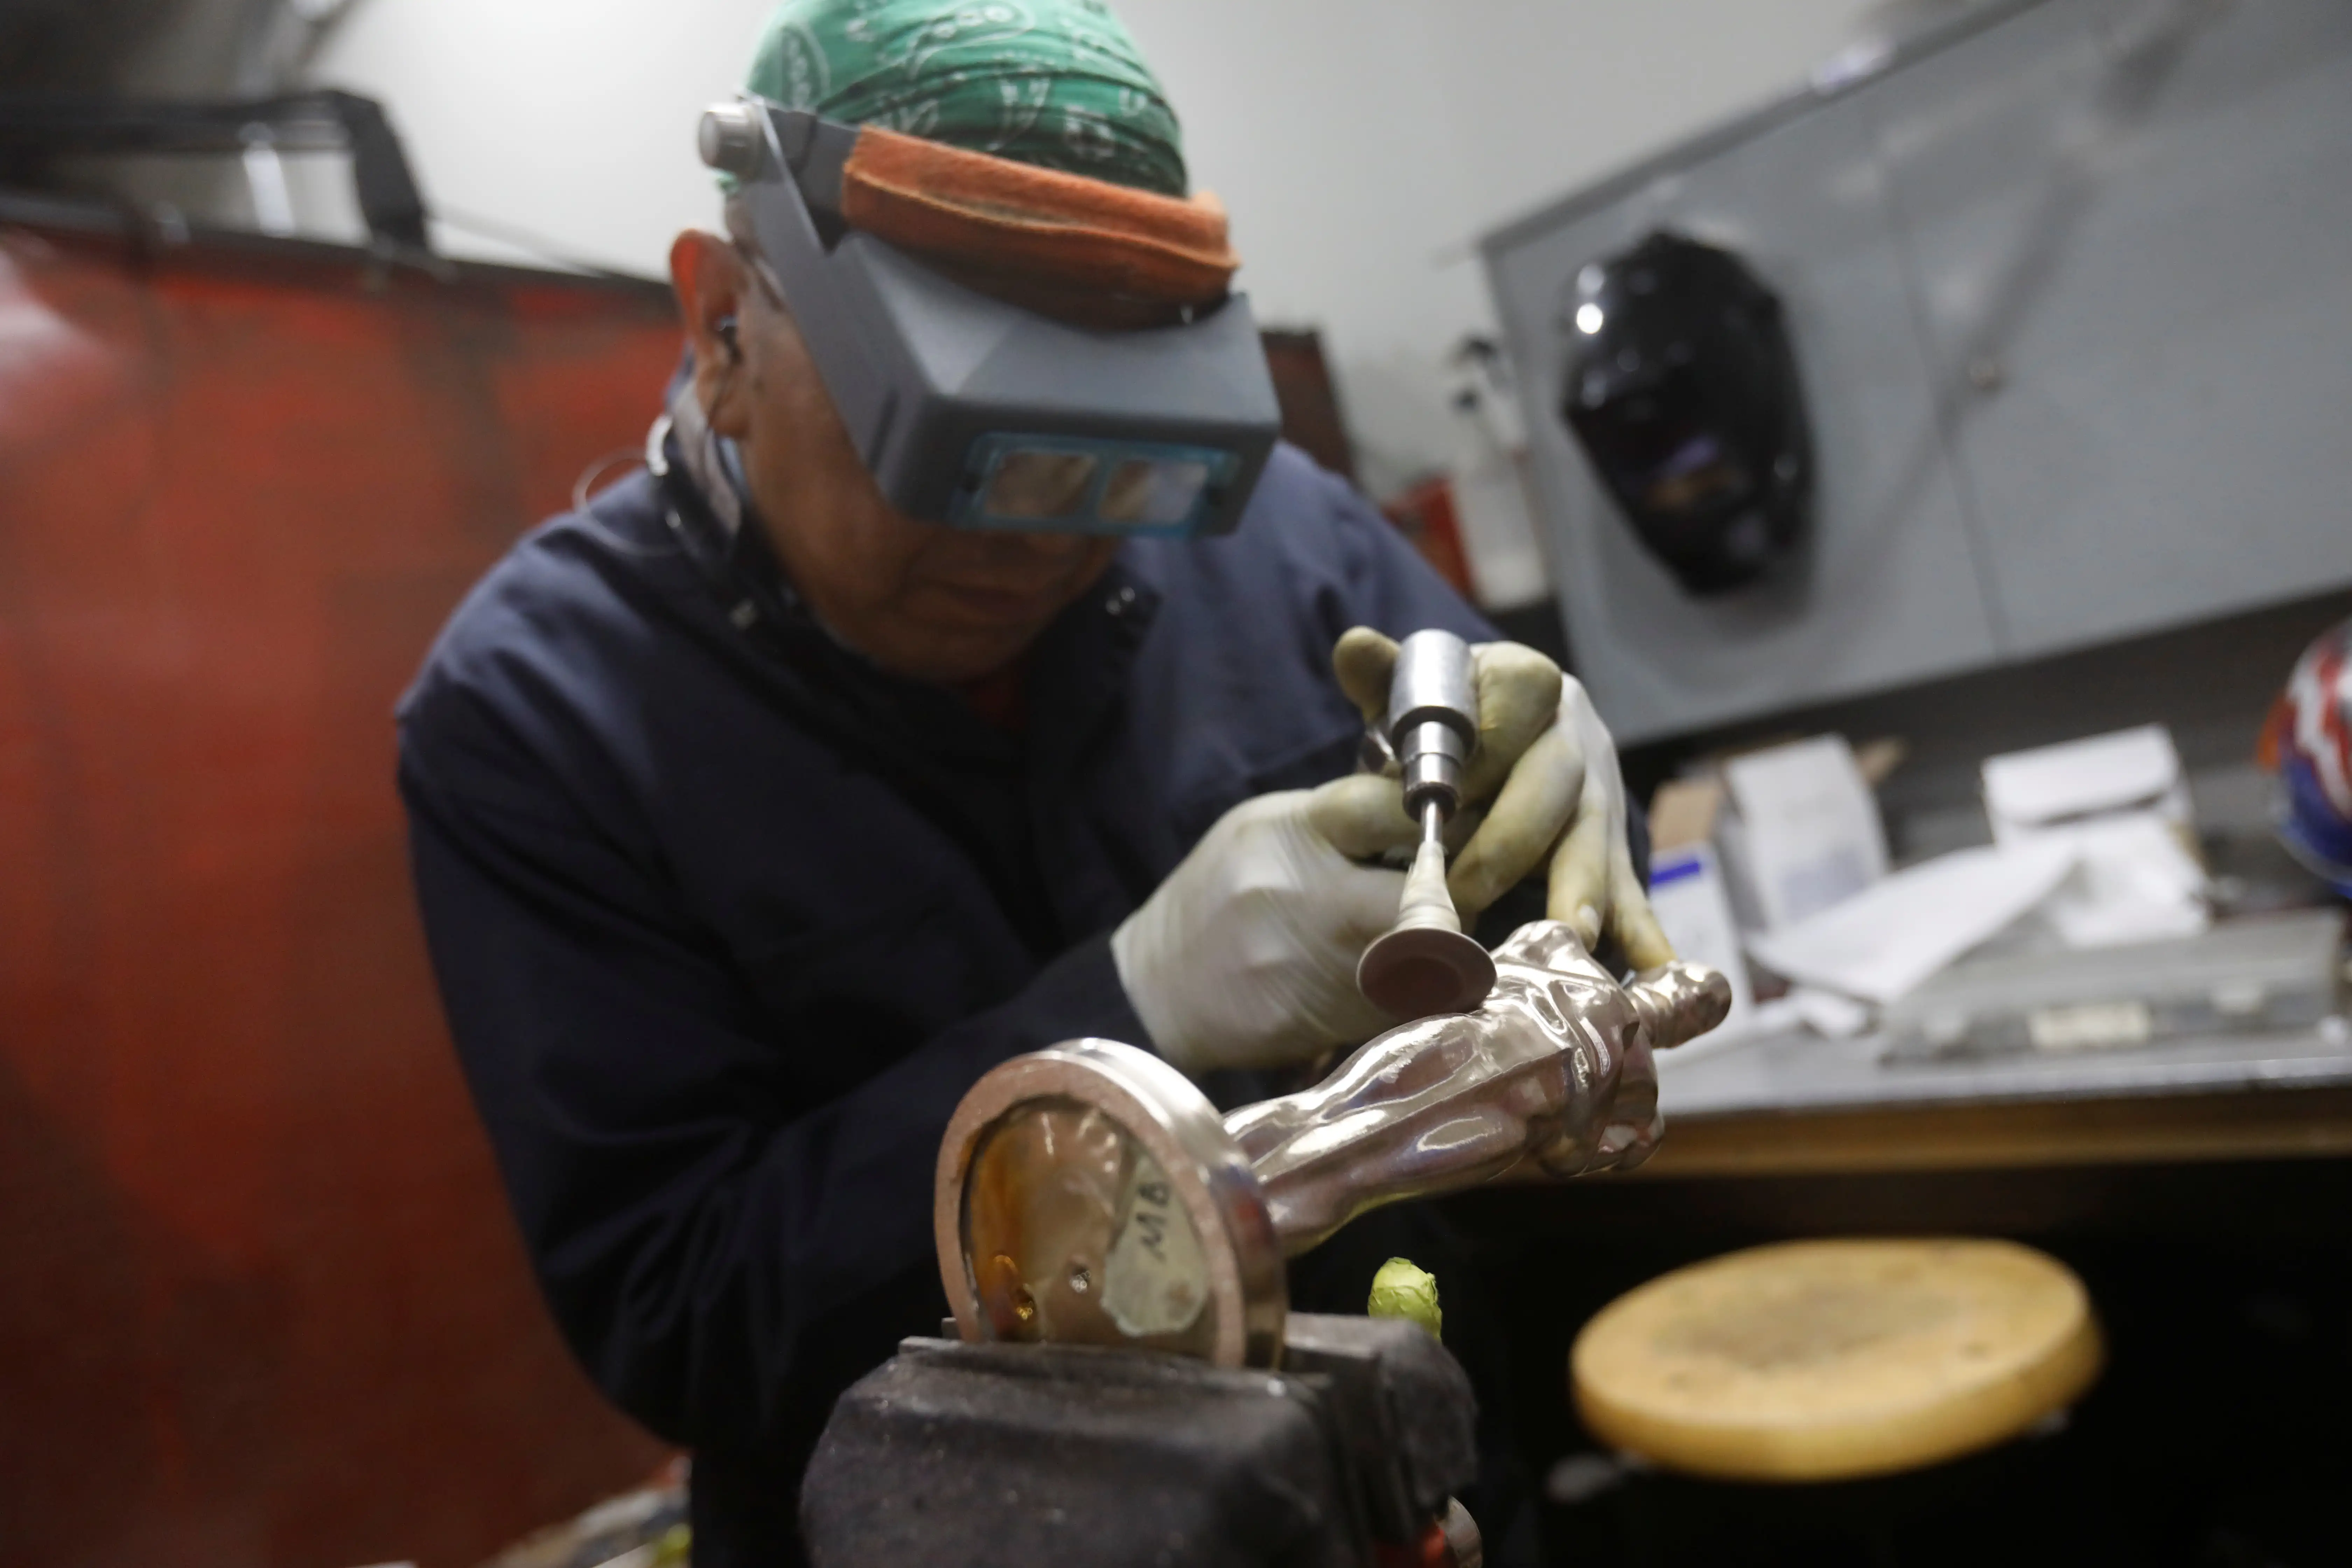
[1332,628,1675,970]
[1112,775,1421,1076]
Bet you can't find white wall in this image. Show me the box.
[305,0,1880,488]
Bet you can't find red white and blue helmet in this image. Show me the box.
[2262,618,2352,896]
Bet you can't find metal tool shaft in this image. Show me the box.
[1358,631,1495,1021]
[1386,631,1479,821]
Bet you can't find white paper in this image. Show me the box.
[1787,986,1873,1039]
[2039,811,2209,947]
[1744,838,2079,1003]
[1983,724,2189,838]
[1646,844,1757,1034]
[1720,736,1889,931]
[1740,996,1806,1037]
[1981,727,2205,948]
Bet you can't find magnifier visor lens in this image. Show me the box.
[980,449,1100,520]
[960,436,1237,535]
[1101,457,1211,526]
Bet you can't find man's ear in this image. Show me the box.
[670,230,752,437]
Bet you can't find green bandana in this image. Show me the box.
[744,0,1187,197]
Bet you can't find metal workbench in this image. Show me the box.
[1646,1023,2352,1177]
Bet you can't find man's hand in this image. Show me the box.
[1111,775,1422,1076]
[1332,627,1675,970]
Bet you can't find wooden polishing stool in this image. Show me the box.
[1569,1239,2103,1554]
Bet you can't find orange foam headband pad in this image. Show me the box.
[839,127,1240,307]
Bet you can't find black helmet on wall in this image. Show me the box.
[1559,231,1812,596]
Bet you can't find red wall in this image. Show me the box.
[0,219,681,1568]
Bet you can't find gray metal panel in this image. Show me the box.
[1478,0,2052,256]
[1657,1022,2352,1120]
[1879,0,2352,657]
[1486,88,2001,744]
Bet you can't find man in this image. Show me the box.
[398,3,1673,1562]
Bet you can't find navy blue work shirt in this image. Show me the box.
[398,437,1508,1562]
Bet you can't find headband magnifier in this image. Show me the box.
[698,97,1281,539]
